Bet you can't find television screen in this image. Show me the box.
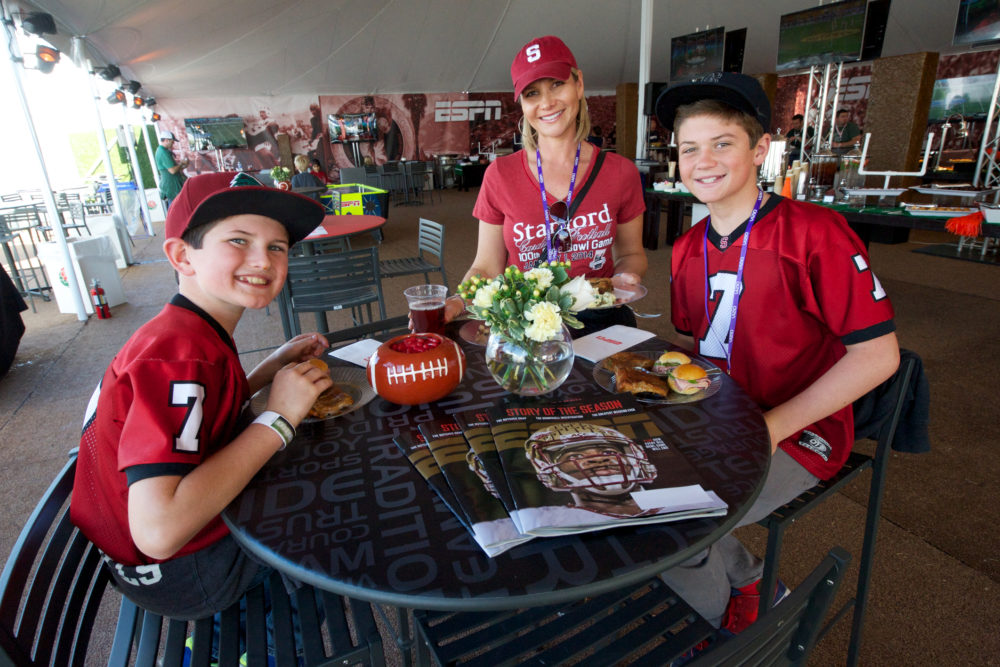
[328,112,378,143]
[953,0,1000,46]
[670,27,726,82]
[928,74,997,122]
[776,0,868,72]
[183,116,248,151]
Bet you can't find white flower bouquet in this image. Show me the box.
[458,263,599,394]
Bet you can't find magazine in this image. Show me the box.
[418,418,533,556]
[453,409,521,527]
[488,396,728,536]
[393,430,470,530]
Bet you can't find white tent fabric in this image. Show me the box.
[19,0,971,100]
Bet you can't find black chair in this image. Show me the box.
[364,164,383,189]
[0,211,50,310]
[413,547,850,667]
[0,454,386,667]
[279,247,387,338]
[404,161,431,205]
[378,218,446,286]
[693,547,851,666]
[324,314,410,348]
[756,351,922,666]
[379,162,407,204]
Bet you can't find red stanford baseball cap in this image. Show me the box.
[511,35,578,100]
[164,171,325,245]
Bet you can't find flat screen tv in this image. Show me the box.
[953,0,1000,46]
[183,116,248,151]
[928,74,997,122]
[328,112,378,143]
[670,26,725,82]
[776,0,868,72]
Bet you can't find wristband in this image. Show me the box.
[253,411,295,450]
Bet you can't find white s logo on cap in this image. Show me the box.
[526,44,541,62]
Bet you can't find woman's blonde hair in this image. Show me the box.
[293,154,309,172]
[519,69,592,153]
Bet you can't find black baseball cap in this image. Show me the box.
[655,72,771,133]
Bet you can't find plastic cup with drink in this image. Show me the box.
[404,284,448,334]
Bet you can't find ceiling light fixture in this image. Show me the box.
[131,95,144,109]
[21,11,56,36]
[150,112,162,122]
[144,97,156,107]
[124,80,141,94]
[96,64,121,81]
[35,45,60,73]
[107,89,126,105]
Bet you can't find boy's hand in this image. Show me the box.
[268,332,330,366]
[265,360,333,426]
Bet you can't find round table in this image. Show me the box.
[224,335,770,612]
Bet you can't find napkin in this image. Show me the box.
[329,338,381,367]
[572,325,657,363]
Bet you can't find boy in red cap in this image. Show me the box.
[654,73,899,646]
[71,172,333,619]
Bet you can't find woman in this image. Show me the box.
[291,155,322,202]
[446,36,647,336]
[309,158,330,185]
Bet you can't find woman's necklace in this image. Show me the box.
[536,143,581,264]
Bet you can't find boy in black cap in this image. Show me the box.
[654,73,899,640]
[72,172,333,619]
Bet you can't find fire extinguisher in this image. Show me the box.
[90,279,111,319]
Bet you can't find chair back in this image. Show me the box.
[694,547,851,666]
[417,218,445,261]
[0,454,112,665]
[282,247,386,336]
[339,167,367,185]
[1,193,21,203]
[4,206,41,232]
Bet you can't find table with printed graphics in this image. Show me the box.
[223,332,771,616]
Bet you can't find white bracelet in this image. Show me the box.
[253,411,295,450]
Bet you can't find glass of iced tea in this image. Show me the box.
[404,284,448,334]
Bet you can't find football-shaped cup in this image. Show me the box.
[367,333,466,405]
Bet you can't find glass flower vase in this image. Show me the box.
[484,326,574,396]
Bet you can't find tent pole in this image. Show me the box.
[119,108,155,236]
[635,0,653,161]
[2,2,88,321]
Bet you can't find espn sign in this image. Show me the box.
[435,100,502,122]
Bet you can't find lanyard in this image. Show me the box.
[703,188,764,371]
[536,143,581,263]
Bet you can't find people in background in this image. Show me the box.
[655,72,899,656]
[70,172,331,621]
[445,35,647,337]
[309,158,330,185]
[785,113,813,165]
[291,154,322,201]
[831,108,862,155]
[155,131,188,212]
[587,125,604,148]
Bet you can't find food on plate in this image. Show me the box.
[615,365,669,397]
[308,384,355,419]
[652,351,691,374]
[604,351,654,372]
[666,363,712,395]
[588,277,617,308]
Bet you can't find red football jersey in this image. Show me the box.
[474,149,645,277]
[71,296,250,565]
[671,196,895,479]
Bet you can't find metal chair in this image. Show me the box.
[0,211,50,310]
[404,161,430,205]
[324,314,410,348]
[340,166,367,186]
[279,247,386,338]
[413,547,849,667]
[1,193,22,203]
[693,547,851,667]
[364,164,383,189]
[48,200,92,238]
[0,453,386,666]
[379,162,407,204]
[757,351,922,666]
[379,218,446,286]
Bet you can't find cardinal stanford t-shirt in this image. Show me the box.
[473,150,645,278]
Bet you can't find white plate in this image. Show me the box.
[592,351,724,405]
[904,206,977,218]
[251,366,375,423]
[590,284,649,310]
[910,186,997,198]
[841,188,908,197]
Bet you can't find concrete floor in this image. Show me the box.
[1,187,998,665]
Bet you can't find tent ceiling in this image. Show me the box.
[16,0,972,100]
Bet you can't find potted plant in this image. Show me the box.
[270,166,292,190]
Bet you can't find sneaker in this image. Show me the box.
[183,636,219,667]
[721,579,790,635]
